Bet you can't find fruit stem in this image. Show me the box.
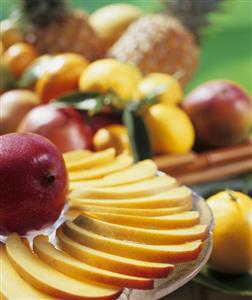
[226,189,237,202]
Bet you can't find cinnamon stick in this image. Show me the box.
[176,158,252,185]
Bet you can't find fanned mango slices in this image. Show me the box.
[69,159,157,189]
[0,243,54,300]
[57,228,173,278]
[69,153,133,181]
[63,150,92,164]
[65,203,192,220]
[73,214,207,245]
[61,221,202,263]
[5,234,122,300]
[67,148,116,172]
[69,186,192,209]
[69,176,177,199]
[33,235,154,290]
[84,211,200,229]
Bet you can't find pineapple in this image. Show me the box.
[21,0,104,61]
[108,0,221,87]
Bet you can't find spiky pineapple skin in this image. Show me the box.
[108,14,199,87]
[24,10,104,61]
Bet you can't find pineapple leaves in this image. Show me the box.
[163,0,222,43]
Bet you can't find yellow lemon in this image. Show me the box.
[145,103,195,154]
[79,58,142,101]
[138,73,183,105]
[207,190,252,274]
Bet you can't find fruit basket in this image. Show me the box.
[118,191,213,299]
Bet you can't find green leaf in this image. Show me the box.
[17,55,52,88]
[123,107,152,162]
[55,92,101,110]
[89,96,105,115]
[194,265,252,296]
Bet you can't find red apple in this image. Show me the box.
[0,133,68,234]
[18,104,93,153]
[183,80,252,147]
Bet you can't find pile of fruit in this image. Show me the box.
[1,133,208,299]
[2,0,251,160]
[1,0,252,297]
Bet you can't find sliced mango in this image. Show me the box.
[63,150,92,164]
[70,159,157,188]
[67,148,116,172]
[65,204,192,220]
[6,233,122,300]
[69,186,192,209]
[33,235,153,290]
[86,211,200,229]
[69,154,133,181]
[69,176,177,199]
[57,228,173,278]
[62,221,202,263]
[0,243,54,300]
[73,214,208,245]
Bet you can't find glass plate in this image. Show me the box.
[0,193,213,300]
[119,192,214,300]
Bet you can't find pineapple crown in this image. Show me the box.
[21,0,69,27]
[163,0,222,43]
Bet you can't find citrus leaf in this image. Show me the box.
[17,55,52,88]
[194,265,252,296]
[123,107,152,162]
[56,92,100,104]
[54,92,102,110]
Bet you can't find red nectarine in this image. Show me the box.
[18,105,93,153]
[183,80,252,147]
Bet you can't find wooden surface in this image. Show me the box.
[154,142,252,185]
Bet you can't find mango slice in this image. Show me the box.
[70,159,156,189]
[6,233,122,300]
[69,176,177,199]
[57,228,173,278]
[63,150,92,164]
[69,186,191,209]
[62,221,202,263]
[69,154,133,181]
[0,243,54,300]
[33,235,153,290]
[73,214,208,245]
[86,211,200,229]
[65,204,192,220]
[67,148,116,171]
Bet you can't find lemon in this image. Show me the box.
[79,58,142,100]
[207,190,252,274]
[138,73,183,105]
[145,103,195,154]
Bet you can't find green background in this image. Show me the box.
[1,0,251,93]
